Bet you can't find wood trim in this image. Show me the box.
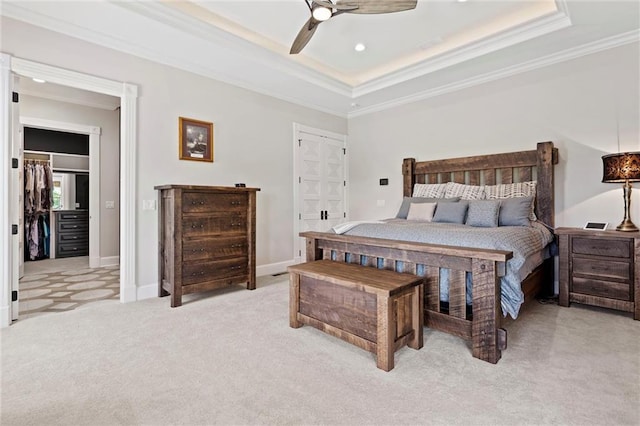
[297,312,377,354]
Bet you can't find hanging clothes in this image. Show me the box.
[24,160,53,261]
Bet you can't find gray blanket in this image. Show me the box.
[339,220,554,319]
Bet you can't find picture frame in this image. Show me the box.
[179,117,213,162]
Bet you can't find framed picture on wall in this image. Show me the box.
[179,117,214,162]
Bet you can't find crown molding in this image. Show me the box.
[353,2,572,97]
[349,30,640,118]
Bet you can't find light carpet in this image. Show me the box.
[1,274,638,425]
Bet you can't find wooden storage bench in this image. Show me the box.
[287,260,424,371]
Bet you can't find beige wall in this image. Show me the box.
[348,43,640,229]
[2,17,348,291]
[20,95,120,259]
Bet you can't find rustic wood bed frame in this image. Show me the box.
[300,141,558,364]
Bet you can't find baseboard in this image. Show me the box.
[120,284,137,303]
[137,283,157,301]
[257,259,297,277]
[100,256,120,267]
[131,260,297,303]
[0,305,10,328]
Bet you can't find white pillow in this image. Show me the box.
[412,183,446,198]
[485,181,537,221]
[444,182,486,200]
[406,202,437,221]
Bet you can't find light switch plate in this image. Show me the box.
[105,201,115,209]
[143,200,157,210]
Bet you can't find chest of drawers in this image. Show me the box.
[155,185,260,307]
[557,227,639,320]
[54,210,89,258]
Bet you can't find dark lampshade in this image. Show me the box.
[602,152,640,183]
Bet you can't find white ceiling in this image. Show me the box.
[2,0,639,117]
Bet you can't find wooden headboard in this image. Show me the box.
[402,141,558,227]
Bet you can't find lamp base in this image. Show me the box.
[616,218,639,232]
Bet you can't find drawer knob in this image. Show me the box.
[231,244,241,248]
[191,224,205,229]
[191,271,205,276]
[231,223,241,227]
[230,266,241,270]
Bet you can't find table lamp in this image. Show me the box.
[602,151,640,232]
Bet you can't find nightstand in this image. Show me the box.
[556,227,639,320]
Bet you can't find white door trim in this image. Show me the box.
[0,53,138,327]
[20,116,101,268]
[292,123,348,263]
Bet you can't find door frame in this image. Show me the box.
[21,116,101,268]
[0,53,138,327]
[292,123,348,264]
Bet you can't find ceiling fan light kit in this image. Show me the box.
[312,6,332,21]
[290,0,418,54]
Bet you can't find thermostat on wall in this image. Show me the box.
[583,222,608,231]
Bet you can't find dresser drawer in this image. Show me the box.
[182,237,247,261]
[572,237,630,258]
[57,212,88,221]
[182,257,248,285]
[572,258,631,281]
[182,192,247,213]
[182,214,247,236]
[58,233,88,243]
[57,242,89,257]
[57,221,88,233]
[572,277,630,301]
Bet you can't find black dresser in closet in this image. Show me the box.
[55,210,89,258]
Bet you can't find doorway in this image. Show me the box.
[0,53,139,327]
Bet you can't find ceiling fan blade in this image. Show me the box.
[337,0,417,14]
[313,0,358,11]
[290,17,320,54]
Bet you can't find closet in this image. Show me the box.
[23,127,90,261]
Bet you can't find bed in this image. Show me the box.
[300,141,558,364]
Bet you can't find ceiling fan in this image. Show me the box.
[290,0,418,54]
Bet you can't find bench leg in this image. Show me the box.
[376,294,394,371]
[289,273,302,328]
[408,283,424,350]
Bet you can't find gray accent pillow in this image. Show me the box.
[396,197,460,219]
[499,196,534,226]
[432,201,469,224]
[466,200,501,228]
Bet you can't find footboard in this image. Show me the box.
[301,231,513,364]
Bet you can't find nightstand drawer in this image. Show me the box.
[572,237,630,258]
[572,258,631,281]
[572,277,630,301]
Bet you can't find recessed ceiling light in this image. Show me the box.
[354,43,366,52]
[32,78,46,83]
[457,0,468,2]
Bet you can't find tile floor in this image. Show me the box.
[19,257,120,320]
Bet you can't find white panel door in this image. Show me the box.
[295,125,347,261]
